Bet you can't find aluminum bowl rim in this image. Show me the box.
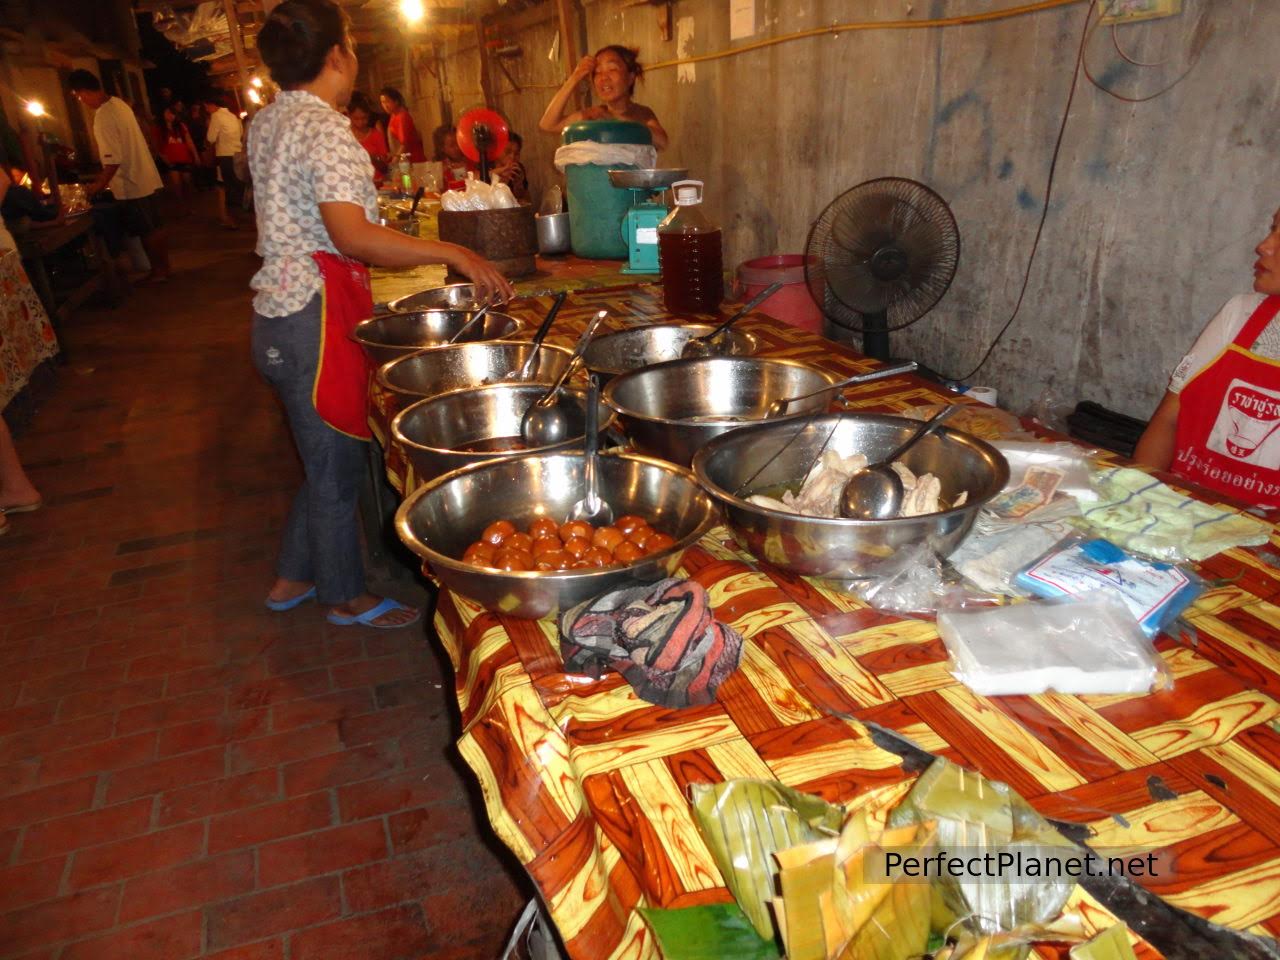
[602,355,839,430]
[394,450,717,580]
[385,283,479,313]
[584,323,760,377]
[691,412,1010,527]
[374,340,575,395]
[389,382,620,457]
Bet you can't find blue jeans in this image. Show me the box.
[251,295,366,604]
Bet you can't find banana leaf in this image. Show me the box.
[887,758,1076,948]
[1069,924,1139,960]
[639,903,781,960]
[690,780,844,942]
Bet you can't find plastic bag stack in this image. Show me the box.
[440,173,519,212]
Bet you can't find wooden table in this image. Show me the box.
[381,288,1280,959]
[14,215,119,328]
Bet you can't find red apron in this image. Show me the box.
[310,251,373,440]
[1173,295,1280,506]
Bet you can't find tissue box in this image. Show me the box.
[437,206,538,278]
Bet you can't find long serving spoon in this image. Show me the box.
[838,405,959,520]
[511,291,568,380]
[520,309,609,447]
[680,281,785,358]
[569,375,613,525]
[445,301,495,344]
[765,361,918,418]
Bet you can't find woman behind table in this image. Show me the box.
[539,45,668,150]
[155,104,199,214]
[1135,207,1280,508]
[379,86,426,163]
[250,0,513,628]
[347,93,389,185]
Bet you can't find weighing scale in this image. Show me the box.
[607,168,689,274]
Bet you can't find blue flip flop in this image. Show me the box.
[326,597,422,629]
[265,586,316,612]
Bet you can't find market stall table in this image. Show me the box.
[14,215,118,328]
[1,248,60,409]
[378,288,1280,959]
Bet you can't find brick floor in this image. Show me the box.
[0,209,530,959]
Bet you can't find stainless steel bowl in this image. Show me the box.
[353,310,522,367]
[584,323,759,382]
[396,451,718,619]
[387,284,481,313]
[536,212,571,255]
[376,340,574,415]
[693,414,1009,581]
[604,356,838,467]
[391,382,618,484]
[606,168,689,190]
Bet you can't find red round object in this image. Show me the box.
[456,108,509,164]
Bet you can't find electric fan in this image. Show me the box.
[804,177,960,361]
[456,107,509,184]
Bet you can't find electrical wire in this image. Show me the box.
[944,0,1098,384]
[643,0,1089,73]
[1085,12,1208,103]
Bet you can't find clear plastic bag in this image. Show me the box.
[990,440,1099,508]
[1012,535,1204,638]
[938,591,1170,696]
[854,544,1003,617]
[949,497,1081,596]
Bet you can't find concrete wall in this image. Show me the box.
[417,0,1275,420]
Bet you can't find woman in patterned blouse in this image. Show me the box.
[250,0,513,628]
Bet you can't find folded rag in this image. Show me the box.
[559,578,744,708]
[1079,467,1271,563]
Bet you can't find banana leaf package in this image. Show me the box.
[886,758,1077,955]
[772,810,938,960]
[689,780,844,942]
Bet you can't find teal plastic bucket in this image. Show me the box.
[562,120,651,260]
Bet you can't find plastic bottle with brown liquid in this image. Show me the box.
[658,180,723,314]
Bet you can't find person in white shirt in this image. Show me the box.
[68,70,170,282]
[201,94,246,229]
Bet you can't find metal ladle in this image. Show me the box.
[569,375,613,525]
[765,361,918,418]
[520,309,608,447]
[680,281,785,358]
[838,405,959,520]
[444,301,495,344]
[510,291,567,380]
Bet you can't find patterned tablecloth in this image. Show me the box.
[375,287,1280,959]
[0,248,59,409]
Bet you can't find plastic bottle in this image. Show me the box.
[658,180,723,314]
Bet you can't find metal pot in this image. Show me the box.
[391,382,617,484]
[395,451,718,619]
[387,284,481,313]
[352,309,522,367]
[583,322,759,384]
[535,212,572,256]
[603,356,837,467]
[693,413,1009,581]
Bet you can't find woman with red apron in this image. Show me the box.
[250,0,513,628]
[1136,209,1280,508]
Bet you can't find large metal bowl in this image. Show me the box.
[604,356,838,467]
[607,168,689,190]
[584,322,759,382]
[353,310,522,367]
[396,451,718,619]
[693,414,1009,581]
[376,340,574,415]
[391,383,618,484]
[386,284,481,313]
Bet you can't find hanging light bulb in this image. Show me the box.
[250,76,263,89]
[399,0,425,24]
[25,100,46,118]
[246,87,262,105]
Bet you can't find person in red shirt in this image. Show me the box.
[1135,207,1280,507]
[431,124,473,191]
[378,86,425,162]
[347,93,388,184]
[154,103,199,214]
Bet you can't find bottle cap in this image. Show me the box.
[673,181,703,206]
